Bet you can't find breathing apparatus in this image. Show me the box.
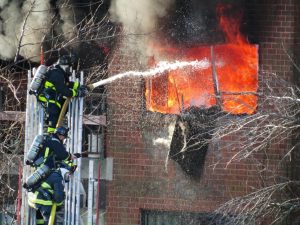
[29,65,48,95]
[26,135,45,166]
[23,164,51,190]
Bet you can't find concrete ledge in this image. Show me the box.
[0,111,25,122]
[81,157,113,181]
[0,111,106,126]
[83,114,106,126]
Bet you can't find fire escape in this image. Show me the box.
[20,68,111,225]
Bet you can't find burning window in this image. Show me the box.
[145,4,258,115]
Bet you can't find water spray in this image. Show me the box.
[87,59,210,91]
[57,60,209,127]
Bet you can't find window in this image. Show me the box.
[141,210,253,225]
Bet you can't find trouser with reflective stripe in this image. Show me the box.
[36,210,45,225]
[37,204,52,225]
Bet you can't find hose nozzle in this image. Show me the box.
[87,84,94,91]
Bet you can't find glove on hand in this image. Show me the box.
[76,85,88,97]
[70,165,78,173]
[73,153,82,158]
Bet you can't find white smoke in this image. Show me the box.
[153,121,176,148]
[109,0,175,63]
[20,0,52,62]
[0,0,22,60]
[109,0,175,33]
[57,0,77,42]
[0,0,77,62]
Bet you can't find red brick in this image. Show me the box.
[104,1,299,224]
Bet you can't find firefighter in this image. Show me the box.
[28,162,76,225]
[37,55,88,133]
[24,126,80,190]
[36,126,74,169]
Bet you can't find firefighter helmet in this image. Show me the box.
[57,54,77,66]
[55,126,69,138]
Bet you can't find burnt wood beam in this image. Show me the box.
[210,46,222,109]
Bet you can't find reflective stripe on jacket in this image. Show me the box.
[28,172,65,207]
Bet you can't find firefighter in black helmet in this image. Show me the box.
[23,126,78,190]
[37,54,88,133]
[28,161,76,225]
[25,126,78,224]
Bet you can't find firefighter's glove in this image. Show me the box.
[62,159,77,174]
[76,85,88,97]
[23,183,29,189]
[71,165,77,173]
[73,153,82,158]
[28,90,35,95]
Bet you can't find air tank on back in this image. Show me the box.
[26,134,44,166]
[29,65,47,93]
[24,164,50,189]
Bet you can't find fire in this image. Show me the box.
[145,4,258,115]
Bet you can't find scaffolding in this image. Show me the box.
[21,69,106,225]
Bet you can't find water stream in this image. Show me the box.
[91,59,210,89]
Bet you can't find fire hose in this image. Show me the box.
[56,82,93,129]
[48,203,57,225]
[45,152,89,225]
[56,97,71,128]
[56,59,206,127]
[55,82,96,128]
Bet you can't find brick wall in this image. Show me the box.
[246,0,300,183]
[105,1,300,224]
[246,0,298,80]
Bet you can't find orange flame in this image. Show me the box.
[145,4,258,115]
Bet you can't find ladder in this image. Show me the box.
[21,69,103,225]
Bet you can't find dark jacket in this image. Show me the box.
[45,170,65,204]
[28,169,65,207]
[45,65,78,98]
[34,134,71,169]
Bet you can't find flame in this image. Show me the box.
[145,4,258,115]
[216,4,246,44]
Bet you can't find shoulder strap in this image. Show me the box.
[51,137,61,144]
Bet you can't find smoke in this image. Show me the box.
[57,0,77,42]
[20,0,53,62]
[0,0,22,60]
[109,0,174,34]
[0,0,78,62]
[153,121,176,148]
[109,0,175,62]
